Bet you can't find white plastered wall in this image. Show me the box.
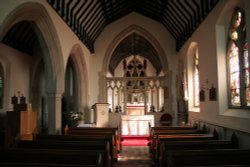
[178,0,250,135]
[0,44,30,112]
[0,0,91,132]
[93,12,177,109]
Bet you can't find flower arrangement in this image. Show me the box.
[69,111,83,121]
[68,111,84,127]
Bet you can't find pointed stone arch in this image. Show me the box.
[0,2,64,133]
[100,25,168,103]
[102,25,168,74]
[68,44,89,115]
[0,52,11,112]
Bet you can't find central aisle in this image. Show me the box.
[115,146,152,167]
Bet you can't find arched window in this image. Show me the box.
[65,59,77,112]
[0,63,4,109]
[193,48,199,107]
[124,55,146,89]
[227,8,249,108]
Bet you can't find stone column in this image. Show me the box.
[164,71,174,115]
[47,92,62,134]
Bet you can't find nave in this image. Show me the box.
[1,125,250,167]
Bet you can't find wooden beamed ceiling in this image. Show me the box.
[109,33,162,75]
[47,0,219,53]
[2,21,38,55]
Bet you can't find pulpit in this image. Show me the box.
[7,103,37,141]
[19,103,37,140]
[92,103,109,127]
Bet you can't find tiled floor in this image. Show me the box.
[115,146,152,167]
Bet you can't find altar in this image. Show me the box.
[121,115,154,136]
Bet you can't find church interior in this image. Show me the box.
[0,0,250,166]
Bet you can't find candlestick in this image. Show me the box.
[11,95,17,105]
[20,95,26,104]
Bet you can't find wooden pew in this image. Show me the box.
[0,148,103,167]
[154,139,238,166]
[150,126,198,140]
[150,126,197,131]
[177,166,250,167]
[16,140,111,167]
[149,127,214,154]
[149,129,205,151]
[160,149,250,167]
[159,132,238,151]
[149,126,204,146]
[151,131,218,163]
[0,162,99,167]
[35,134,117,163]
[66,127,121,153]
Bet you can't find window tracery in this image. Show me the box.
[227,8,249,108]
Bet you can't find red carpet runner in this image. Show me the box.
[121,135,149,146]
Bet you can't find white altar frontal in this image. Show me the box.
[121,115,154,136]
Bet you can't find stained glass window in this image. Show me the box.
[227,8,249,108]
[0,63,3,109]
[194,48,199,107]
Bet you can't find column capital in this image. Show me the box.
[98,71,107,77]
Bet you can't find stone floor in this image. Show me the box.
[115,146,152,167]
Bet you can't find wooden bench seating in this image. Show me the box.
[66,127,121,153]
[154,139,238,165]
[150,130,218,154]
[149,126,208,152]
[150,126,197,131]
[150,126,198,139]
[16,140,111,167]
[160,149,250,167]
[35,134,117,163]
[149,129,205,150]
[0,148,103,167]
[149,126,248,167]
[0,162,100,167]
[170,164,250,167]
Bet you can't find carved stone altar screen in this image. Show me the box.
[106,76,165,113]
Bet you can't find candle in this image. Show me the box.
[20,95,26,104]
[11,95,17,105]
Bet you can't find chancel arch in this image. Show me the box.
[101,25,169,103]
[101,25,172,135]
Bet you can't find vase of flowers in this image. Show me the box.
[68,111,83,127]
